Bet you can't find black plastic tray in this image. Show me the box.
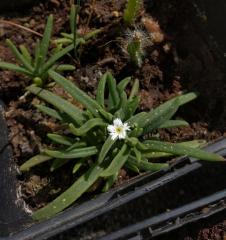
[1,0,226,239]
[49,140,226,240]
[100,184,226,240]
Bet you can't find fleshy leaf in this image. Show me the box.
[69,118,106,136]
[101,144,130,177]
[32,163,104,220]
[39,15,53,67]
[43,44,74,72]
[72,158,87,174]
[6,39,34,72]
[36,105,64,121]
[47,134,74,146]
[97,136,116,164]
[123,0,140,25]
[127,156,169,172]
[20,154,53,172]
[129,78,139,100]
[27,85,85,125]
[44,146,98,159]
[143,140,206,159]
[19,45,32,64]
[54,64,75,72]
[48,70,106,118]
[158,120,189,129]
[139,140,224,161]
[102,173,118,192]
[107,72,120,110]
[96,73,107,107]
[0,62,32,76]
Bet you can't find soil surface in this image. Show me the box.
[0,0,226,239]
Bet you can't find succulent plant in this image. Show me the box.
[20,70,224,220]
[0,15,75,86]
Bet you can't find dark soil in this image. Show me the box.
[0,0,226,239]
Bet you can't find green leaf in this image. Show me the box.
[66,141,87,150]
[133,147,142,162]
[102,173,118,192]
[127,156,169,172]
[54,38,72,45]
[127,38,143,67]
[47,134,74,146]
[27,85,85,125]
[70,3,80,57]
[19,45,32,64]
[70,4,76,35]
[127,112,147,126]
[72,158,87,174]
[36,105,64,121]
[117,77,131,93]
[158,120,189,129]
[61,33,73,39]
[83,29,101,40]
[124,96,140,120]
[114,91,128,119]
[54,64,75,72]
[101,144,130,177]
[69,118,107,136]
[96,73,107,107]
[125,160,140,173]
[34,39,41,71]
[129,78,139,100]
[6,39,34,72]
[32,163,104,220]
[49,70,106,118]
[139,140,224,161]
[97,136,116,164]
[123,0,140,25]
[143,140,206,159]
[50,159,69,171]
[107,72,120,110]
[127,92,198,135]
[99,107,113,122]
[176,92,198,105]
[20,154,53,172]
[39,15,53,67]
[43,44,74,72]
[50,142,87,171]
[142,98,180,133]
[44,146,98,159]
[0,62,32,76]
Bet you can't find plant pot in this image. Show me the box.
[0,0,226,239]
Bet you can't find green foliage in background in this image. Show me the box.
[0,15,75,86]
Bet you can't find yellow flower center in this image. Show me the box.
[116,127,123,134]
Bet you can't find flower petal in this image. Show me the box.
[123,123,130,131]
[119,130,126,139]
[110,132,118,140]
[107,125,116,133]
[113,118,123,127]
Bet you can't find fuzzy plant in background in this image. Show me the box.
[20,70,224,220]
[125,28,150,67]
[0,15,75,87]
[123,0,141,25]
[122,0,150,67]
[54,3,101,56]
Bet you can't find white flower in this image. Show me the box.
[107,118,130,140]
